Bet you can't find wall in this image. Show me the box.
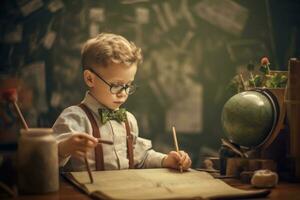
[1,0,299,166]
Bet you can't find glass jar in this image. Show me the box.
[17,128,59,194]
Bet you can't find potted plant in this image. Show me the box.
[228,57,287,93]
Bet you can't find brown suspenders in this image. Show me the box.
[78,103,104,170]
[125,116,134,169]
[78,103,134,170]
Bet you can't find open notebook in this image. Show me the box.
[63,168,270,200]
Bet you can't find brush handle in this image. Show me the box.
[84,156,93,183]
[12,101,29,130]
[97,138,113,145]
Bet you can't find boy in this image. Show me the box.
[53,33,192,171]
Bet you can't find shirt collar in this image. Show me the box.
[81,91,106,115]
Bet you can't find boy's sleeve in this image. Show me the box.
[52,106,91,167]
[134,138,167,168]
[127,112,167,168]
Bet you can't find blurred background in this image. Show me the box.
[0,0,300,167]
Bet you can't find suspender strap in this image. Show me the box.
[125,117,134,169]
[78,103,134,170]
[78,103,104,171]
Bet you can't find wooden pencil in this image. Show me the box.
[172,126,183,173]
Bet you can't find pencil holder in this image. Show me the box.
[17,128,59,194]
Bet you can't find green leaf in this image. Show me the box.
[259,65,269,75]
[270,73,283,88]
[265,79,272,88]
[278,75,288,87]
[254,75,262,87]
[249,79,255,87]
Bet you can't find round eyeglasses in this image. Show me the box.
[87,68,137,95]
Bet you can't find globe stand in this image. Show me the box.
[221,88,288,179]
[256,71,289,156]
[239,88,287,167]
[258,88,287,155]
[248,88,288,175]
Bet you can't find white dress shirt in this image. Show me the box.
[52,91,166,171]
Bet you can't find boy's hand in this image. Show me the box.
[58,133,98,159]
[162,150,192,171]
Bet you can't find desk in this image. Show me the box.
[2,176,300,200]
[224,179,300,200]
[1,177,90,200]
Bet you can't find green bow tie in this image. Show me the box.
[99,108,127,124]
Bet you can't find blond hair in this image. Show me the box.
[81,33,142,69]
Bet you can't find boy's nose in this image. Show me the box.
[116,88,127,97]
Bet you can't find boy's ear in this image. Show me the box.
[83,70,95,88]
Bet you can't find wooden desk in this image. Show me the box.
[224,179,300,200]
[2,176,300,199]
[1,177,90,200]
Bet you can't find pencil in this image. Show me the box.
[172,126,183,173]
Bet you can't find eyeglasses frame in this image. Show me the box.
[87,68,136,95]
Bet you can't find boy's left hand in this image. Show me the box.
[162,151,192,171]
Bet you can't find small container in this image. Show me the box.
[17,128,59,194]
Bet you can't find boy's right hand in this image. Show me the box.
[58,133,98,159]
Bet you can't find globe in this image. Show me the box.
[221,90,277,148]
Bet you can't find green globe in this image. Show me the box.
[221,90,277,148]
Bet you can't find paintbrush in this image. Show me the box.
[2,88,29,130]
